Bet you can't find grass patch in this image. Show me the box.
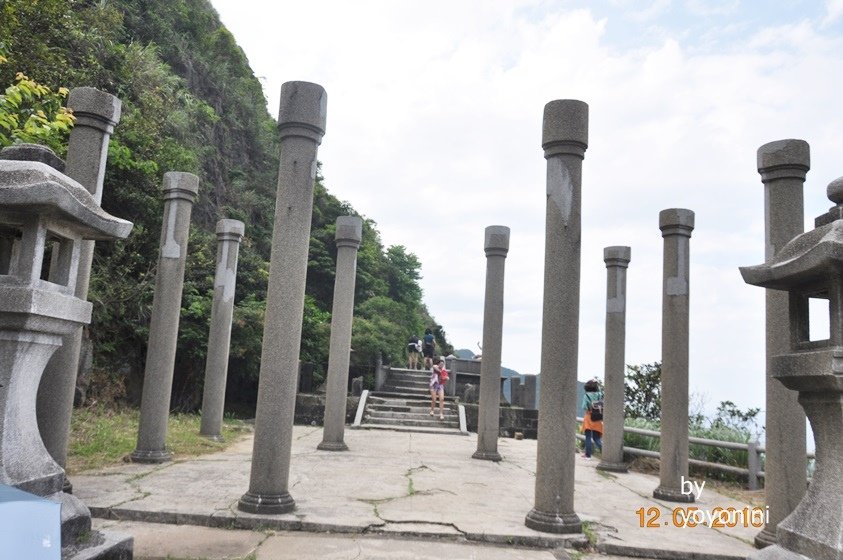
[67,406,250,474]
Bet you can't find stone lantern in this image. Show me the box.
[740,176,843,560]
[0,153,133,557]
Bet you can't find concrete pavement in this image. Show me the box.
[75,426,759,559]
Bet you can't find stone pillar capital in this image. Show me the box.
[216,219,245,243]
[659,208,695,237]
[162,171,199,203]
[484,225,510,257]
[542,100,588,159]
[278,81,327,143]
[335,215,362,248]
[603,246,631,267]
[757,139,810,183]
[67,87,122,134]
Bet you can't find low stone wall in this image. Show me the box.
[462,404,539,439]
[294,394,360,426]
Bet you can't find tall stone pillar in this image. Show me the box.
[525,99,588,534]
[597,246,631,473]
[318,216,363,451]
[131,172,199,463]
[754,139,809,548]
[239,81,326,514]
[653,209,695,502]
[473,225,510,462]
[36,88,121,480]
[199,219,245,441]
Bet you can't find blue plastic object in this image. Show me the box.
[0,484,61,559]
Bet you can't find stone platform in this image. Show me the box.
[74,426,758,559]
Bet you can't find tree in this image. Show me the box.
[624,362,661,420]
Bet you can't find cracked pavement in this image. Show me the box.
[76,425,758,559]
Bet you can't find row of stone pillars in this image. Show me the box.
[520,98,810,545]
[228,84,812,551]
[12,80,812,554]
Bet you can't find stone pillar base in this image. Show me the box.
[754,527,776,549]
[129,449,172,464]
[596,460,629,473]
[54,491,92,545]
[199,433,224,443]
[750,544,808,560]
[472,450,502,462]
[64,529,133,560]
[653,486,695,503]
[524,508,582,534]
[317,441,349,452]
[63,474,74,494]
[238,491,295,514]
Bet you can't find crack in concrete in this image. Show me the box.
[295,428,321,440]
[124,461,175,483]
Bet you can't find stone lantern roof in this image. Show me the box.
[0,160,132,240]
[740,175,843,292]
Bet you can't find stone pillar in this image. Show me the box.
[753,139,809,548]
[525,99,587,534]
[523,375,537,410]
[238,82,326,514]
[473,226,510,461]
[598,246,631,473]
[653,209,695,502]
[199,219,245,441]
[318,215,363,452]
[36,88,121,480]
[131,172,199,463]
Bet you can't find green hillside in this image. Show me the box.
[0,0,452,409]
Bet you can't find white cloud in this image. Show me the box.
[822,0,843,26]
[211,1,842,422]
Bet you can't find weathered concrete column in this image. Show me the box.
[473,225,510,461]
[525,99,587,534]
[653,209,695,503]
[199,219,245,441]
[131,172,199,463]
[36,88,121,479]
[239,81,326,514]
[523,375,537,410]
[597,246,631,474]
[318,216,363,452]
[753,139,809,548]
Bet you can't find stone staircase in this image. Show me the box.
[353,367,467,435]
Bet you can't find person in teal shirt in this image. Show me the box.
[581,378,604,459]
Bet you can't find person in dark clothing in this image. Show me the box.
[422,328,435,369]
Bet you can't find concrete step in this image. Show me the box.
[367,396,458,408]
[354,423,468,436]
[367,403,458,415]
[381,386,430,395]
[369,391,458,402]
[386,378,430,388]
[366,401,457,414]
[363,416,460,429]
[366,410,458,422]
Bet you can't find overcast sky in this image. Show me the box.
[210,0,843,421]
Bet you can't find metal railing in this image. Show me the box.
[576,417,815,490]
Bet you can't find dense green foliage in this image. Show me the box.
[624,362,662,420]
[0,0,451,408]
